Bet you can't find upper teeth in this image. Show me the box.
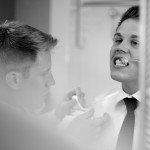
[115,57,129,66]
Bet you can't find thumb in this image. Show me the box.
[80,108,94,119]
[98,112,111,126]
[103,112,110,121]
[67,99,77,107]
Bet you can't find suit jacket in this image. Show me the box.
[0,101,83,150]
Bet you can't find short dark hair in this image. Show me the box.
[0,20,57,67]
[116,6,139,31]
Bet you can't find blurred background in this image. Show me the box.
[0,0,139,108]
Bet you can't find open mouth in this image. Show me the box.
[113,57,129,67]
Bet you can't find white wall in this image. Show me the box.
[50,0,72,104]
[50,0,128,104]
[68,5,120,102]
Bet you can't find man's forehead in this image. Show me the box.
[116,19,139,37]
[36,51,51,63]
[32,51,51,70]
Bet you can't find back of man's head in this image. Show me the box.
[0,20,57,74]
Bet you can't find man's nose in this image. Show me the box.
[45,74,55,88]
[117,40,129,53]
[50,76,55,86]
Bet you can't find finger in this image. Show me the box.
[76,87,81,92]
[64,90,76,101]
[103,112,111,121]
[79,108,94,119]
[75,87,86,106]
[96,113,111,126]
[75,87,85,97]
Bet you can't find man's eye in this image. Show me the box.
[41,71,48,76]
[131,40,139,46]
[113,37,122,44]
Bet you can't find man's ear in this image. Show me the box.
[6,72,22,90]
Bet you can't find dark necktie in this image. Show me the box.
[116,97,138,150]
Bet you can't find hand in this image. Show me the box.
[66,109,111,143]
[75,87,86,108]
[54,87,86,120]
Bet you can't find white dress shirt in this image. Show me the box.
[91,85,141,150]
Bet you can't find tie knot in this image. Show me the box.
[123,97,138,112]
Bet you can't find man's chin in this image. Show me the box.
[26,103,45,115]
[35,104,46,114]
[110,73,128,83]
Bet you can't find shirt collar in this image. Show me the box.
[113,86,140,112]
[115,85,141,103]
[132,91,140,102]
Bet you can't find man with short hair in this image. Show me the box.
[66,6,140,150]
[0,21,56,112]
[108,5,140,150]
[0,20,83,150]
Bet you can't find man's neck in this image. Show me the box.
[0,94,23,110]
[122,82,139,95]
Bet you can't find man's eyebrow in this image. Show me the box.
[131,35,139,39]
[41,67,50,73]
[113,33,121,37]
[113,33,139,39]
